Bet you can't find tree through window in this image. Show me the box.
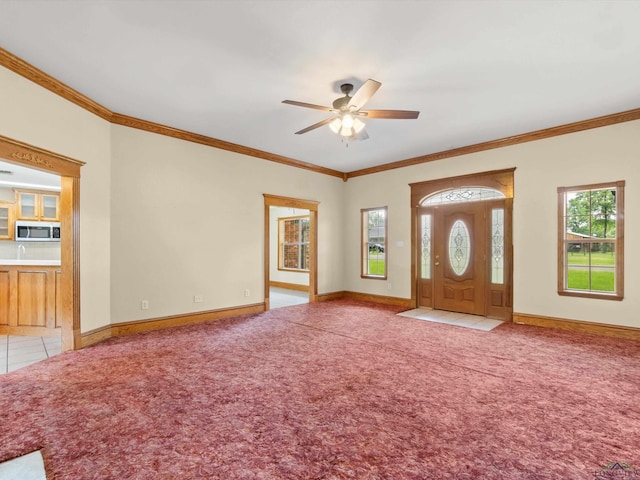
[558,181,624,300]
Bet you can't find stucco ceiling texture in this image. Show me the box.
[0,0,639,173]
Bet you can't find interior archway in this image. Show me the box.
[0,134,83,351]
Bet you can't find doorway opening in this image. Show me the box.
[0,135,83,351]
[263,194,318,310]
[410,169,514,321]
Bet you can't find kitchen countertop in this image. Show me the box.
[0,259,61,266]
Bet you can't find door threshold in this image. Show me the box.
[397,308,503,331]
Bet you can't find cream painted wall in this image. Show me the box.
[0,66,112,333]
[344,120,640,328]
[2,62,639,332]
[110,125,343,323]
[269,206,310,287]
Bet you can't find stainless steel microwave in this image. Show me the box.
[15,221,61,242]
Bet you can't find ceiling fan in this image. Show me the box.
[282,79,420,141]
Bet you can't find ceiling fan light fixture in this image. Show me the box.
[329,117,342,133]
[352,117,365,134]
[341,113,354,129]
[339,124,353,137]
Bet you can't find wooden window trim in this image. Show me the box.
[557,180,625,301]
[277,215,310,273]
[361,206,388,280]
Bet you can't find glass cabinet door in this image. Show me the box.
[19,192,37,219]
[0,205,11,239]
[41,194,59,220]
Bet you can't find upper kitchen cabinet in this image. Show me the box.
[16,190,60,221]
[0,202,14,239]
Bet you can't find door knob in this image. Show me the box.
[435,262,440,266]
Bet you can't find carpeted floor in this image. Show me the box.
[1,299,639,479]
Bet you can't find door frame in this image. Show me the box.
[410,168,514,320]
[263,194,319,310]
[0,134,83,350]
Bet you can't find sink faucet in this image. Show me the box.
[17,244,26,260]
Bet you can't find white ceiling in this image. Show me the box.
[0,159,60,190]
[0,1,639,174]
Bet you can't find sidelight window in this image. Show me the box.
[558,181,624,300]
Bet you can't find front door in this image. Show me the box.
[433,202,486,315]
[417,198,511,319]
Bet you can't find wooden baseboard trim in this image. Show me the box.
[316,291,346,302]
[343,291,414,309]
[81,324,112,348]
[81,303,266,348]
[513,312,640,341]
[269,281,309,292]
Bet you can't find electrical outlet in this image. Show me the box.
[141,300,149,310]
[387,283,392,290]
[244,289,250,297]
[193,295,203,303]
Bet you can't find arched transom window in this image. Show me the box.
[420,187,505,206]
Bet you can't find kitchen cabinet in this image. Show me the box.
[0,264,62,335]
[16,190,60,221]
[0,203,13,240]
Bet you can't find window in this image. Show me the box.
[558,181,624,300]
[361,207,387,278]
[278,216,310,271]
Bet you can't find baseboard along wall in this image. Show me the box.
[81,293,640,348]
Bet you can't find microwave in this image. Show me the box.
[15,221,61,242]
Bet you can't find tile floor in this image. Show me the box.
[0,334,62,374]
[0,450,46,480]
[397,308,503,331]
[269,287,309,309]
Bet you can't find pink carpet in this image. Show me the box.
[1,299,639,479]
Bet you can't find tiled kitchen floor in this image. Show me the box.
[269,287,309,309]
[397,308,503,331]
[0,334,62,374]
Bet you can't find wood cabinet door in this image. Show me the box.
[41,194,60,221]
[0,204,13,239]
[18,192,38,220]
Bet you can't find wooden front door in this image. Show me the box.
[433,202,486,315]
[417,198,511,319]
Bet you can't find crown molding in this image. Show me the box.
[111,113,344,179]
[2,47,639,182]
[0,47,113,121]
[345,108,640,179]
[0,47,344,180]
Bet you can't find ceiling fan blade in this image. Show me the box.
[282,100,333,112]
[347,79,381,110]
[294,117,335,135]
[360,109,420,119]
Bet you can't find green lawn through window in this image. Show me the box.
[368,259,385,276]
[567,269,614,292]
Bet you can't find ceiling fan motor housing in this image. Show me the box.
[331,83,354,110]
